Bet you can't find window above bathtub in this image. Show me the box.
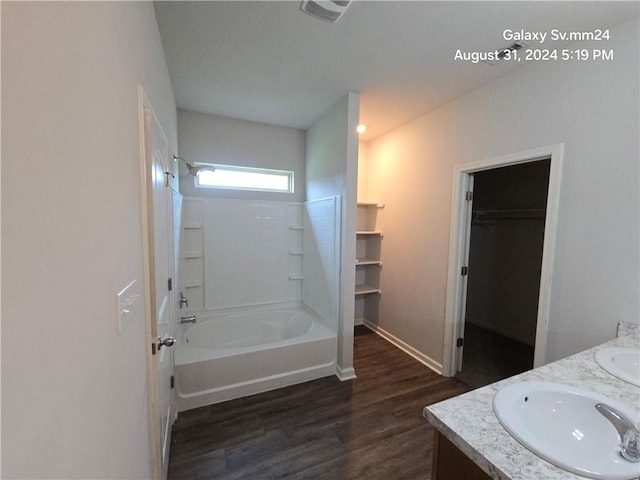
[194,164,294,193]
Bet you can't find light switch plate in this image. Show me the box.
[117,279,140,333]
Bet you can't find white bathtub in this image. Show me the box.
[175,307,337,411]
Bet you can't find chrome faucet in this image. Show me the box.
[596,403,640,462]
[180,315,197,325]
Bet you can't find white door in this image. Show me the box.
[143,99,175,479]
[456,176,474,373]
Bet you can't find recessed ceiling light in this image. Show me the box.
[357,124,367,134]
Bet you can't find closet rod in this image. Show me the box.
[472,209,546,221]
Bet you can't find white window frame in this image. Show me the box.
[194,163,294,193]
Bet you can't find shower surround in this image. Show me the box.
[203,199,304,309]
[175,196,341,410]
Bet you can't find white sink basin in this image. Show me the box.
[493,381,640,480]
[596,348,640,387]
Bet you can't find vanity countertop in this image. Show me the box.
[424,324,640,480]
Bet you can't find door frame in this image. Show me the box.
[138,85,174,479]
[442,143,564,377]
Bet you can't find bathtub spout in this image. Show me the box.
[180,315,197,325]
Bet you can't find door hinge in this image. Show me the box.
[461,266,468,276]
[164,171,175,187]
[456,338,464,348]
[168,277,173,292]
[151,342,157,355]
[465,190,473,202]
[170,375,175,389]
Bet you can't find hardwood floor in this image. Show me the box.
[168,327,470,480]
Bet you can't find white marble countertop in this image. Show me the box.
[424,322,640,480]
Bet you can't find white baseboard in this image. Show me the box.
[335,365,357,381]
[363,320,443,375]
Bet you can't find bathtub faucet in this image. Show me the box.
[180,315,197,325]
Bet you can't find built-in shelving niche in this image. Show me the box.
[355,203,384,326]
[181,199,205,312]
[287,204,304,301]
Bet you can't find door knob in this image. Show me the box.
[157,336,176,349]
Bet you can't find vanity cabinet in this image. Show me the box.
[355,203,383,326]
[432,431,491,480]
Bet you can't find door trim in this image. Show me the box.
[138,85,165,480]
[442,143,564,377]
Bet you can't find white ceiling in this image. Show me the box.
[155,1,639,140]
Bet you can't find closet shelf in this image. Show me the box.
[288,226,304,231]
[356,231,383,236]
[183,223,202,229]
[288,250,304,256]
[472,209,546,221]
[355,285,382,296]
[357,202,385,208]
[183,251,202,259]
[356,258,382,266]
[183,282,203,288]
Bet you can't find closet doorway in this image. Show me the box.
[457,160,550,387]
[442,144,564,381]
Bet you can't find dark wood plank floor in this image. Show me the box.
[168,327,470,480]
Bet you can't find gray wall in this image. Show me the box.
[305,93,360,377]
[177,110,306,201]
[365,17,639,367]
[2,2,177,477]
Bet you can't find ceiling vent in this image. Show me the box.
[481,42,529,66]
[300,0,352,23]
